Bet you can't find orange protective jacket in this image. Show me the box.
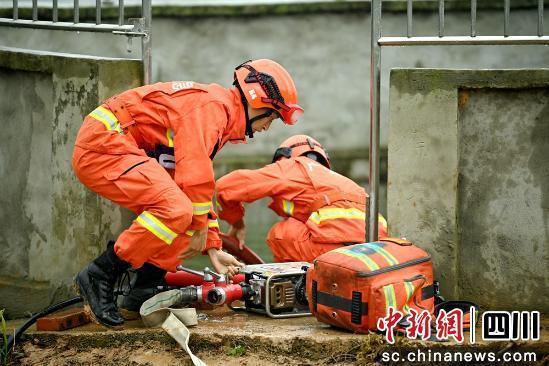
[76,81,246,232]
[216,156,379,244]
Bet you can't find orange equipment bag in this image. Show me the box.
[306,237,436,333]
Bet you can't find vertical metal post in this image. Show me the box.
[142,0,152,84]
[74,0,79,23]
[471,0,477,37]
[504,0,510,37]
[53,0,58,22]
[438,0,445,37]
[119,0,124,26]
[13,0,18,20]
[369,0,382,242]
[32,0,37,20]
[96,0,101,24]
[538,0,544,37]
[407,0,413,37]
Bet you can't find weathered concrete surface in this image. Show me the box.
[0,47,142,318]
[1,8,549,154]
[5,308,549,365]
[388,69,549,311]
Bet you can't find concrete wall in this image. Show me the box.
[388,69,549,311]
[1,6,548,155]
[0,47,142,318]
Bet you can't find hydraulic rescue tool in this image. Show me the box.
[163,262,311,318]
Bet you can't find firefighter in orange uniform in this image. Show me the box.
[72,59,304,327]
[216,135,388,263]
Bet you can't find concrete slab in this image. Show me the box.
[5,307,549,365]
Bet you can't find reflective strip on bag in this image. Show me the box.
[308,207,365,225]
[192,202,211,215]
[383,284,398,314]
[208,219,219,229]
[89,106,123,133]
[403,281,415,314]
[136,211,178,245]
[282,199,294,216]
[332,247,380,271]
[364,242,399,267]
[166,129,174,147]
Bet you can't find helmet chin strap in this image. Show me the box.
[233,78,274,138]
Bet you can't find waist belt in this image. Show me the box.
[309,192,368,212]
[103,96,148,148]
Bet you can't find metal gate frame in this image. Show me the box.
[0,0,152,84]
[368,0,549,241]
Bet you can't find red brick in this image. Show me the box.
[36,307,90,331]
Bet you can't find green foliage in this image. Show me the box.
[226,344,246,357]
[0,309,8,366]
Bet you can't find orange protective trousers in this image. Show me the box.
[266,217,388,263]
[73,134,193,272]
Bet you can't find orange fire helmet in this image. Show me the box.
[272,135,331,169]
[234,59,304,126]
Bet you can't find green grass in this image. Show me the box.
[0,309,8,366]
[226,344,246,357]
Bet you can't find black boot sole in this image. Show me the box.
[74,271,124,329]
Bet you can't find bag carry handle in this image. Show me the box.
[382,237,413,246]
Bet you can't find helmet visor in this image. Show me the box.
[279,104,304,125]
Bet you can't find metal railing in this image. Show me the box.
[368,0,549,241]
[0,0,152,84]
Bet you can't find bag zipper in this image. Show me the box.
[356,256,431,278]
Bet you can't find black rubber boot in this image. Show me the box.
[120,263,167,314]
[75,241,130,327]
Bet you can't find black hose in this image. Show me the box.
[5,296,83,354]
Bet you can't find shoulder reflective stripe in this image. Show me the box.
[136,211,177,245]
[166,129,174,147]
[282,199,294,216]
[192,201,211,215]
[208,219,219,229]
[89,106,122,133]
[332,247,380,271]
[185,230,195,237]
[309,207,365,224]
[383,284,398,314]
[364,242,399,266]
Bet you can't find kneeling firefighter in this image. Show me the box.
[72,59,304,327]
[215,135,389,263]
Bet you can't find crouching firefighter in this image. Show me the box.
[72,59,304,327]
[216,135,389,263]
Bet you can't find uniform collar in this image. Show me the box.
[221,87,247,145]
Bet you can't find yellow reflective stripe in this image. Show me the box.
[378,214,388,229]
[166,128,174,147]
[332,247,380,271]
[383,284,398,314]
[309,207,365,224]
[89,106,122,133]
[136,211,177,245]
[185,230,195,237]
[192,201,211,215]
[365,243,399,266]
[216,200,223,211]
[208,219,219,229]
[282,199,294,216]
[403,282,415,314]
